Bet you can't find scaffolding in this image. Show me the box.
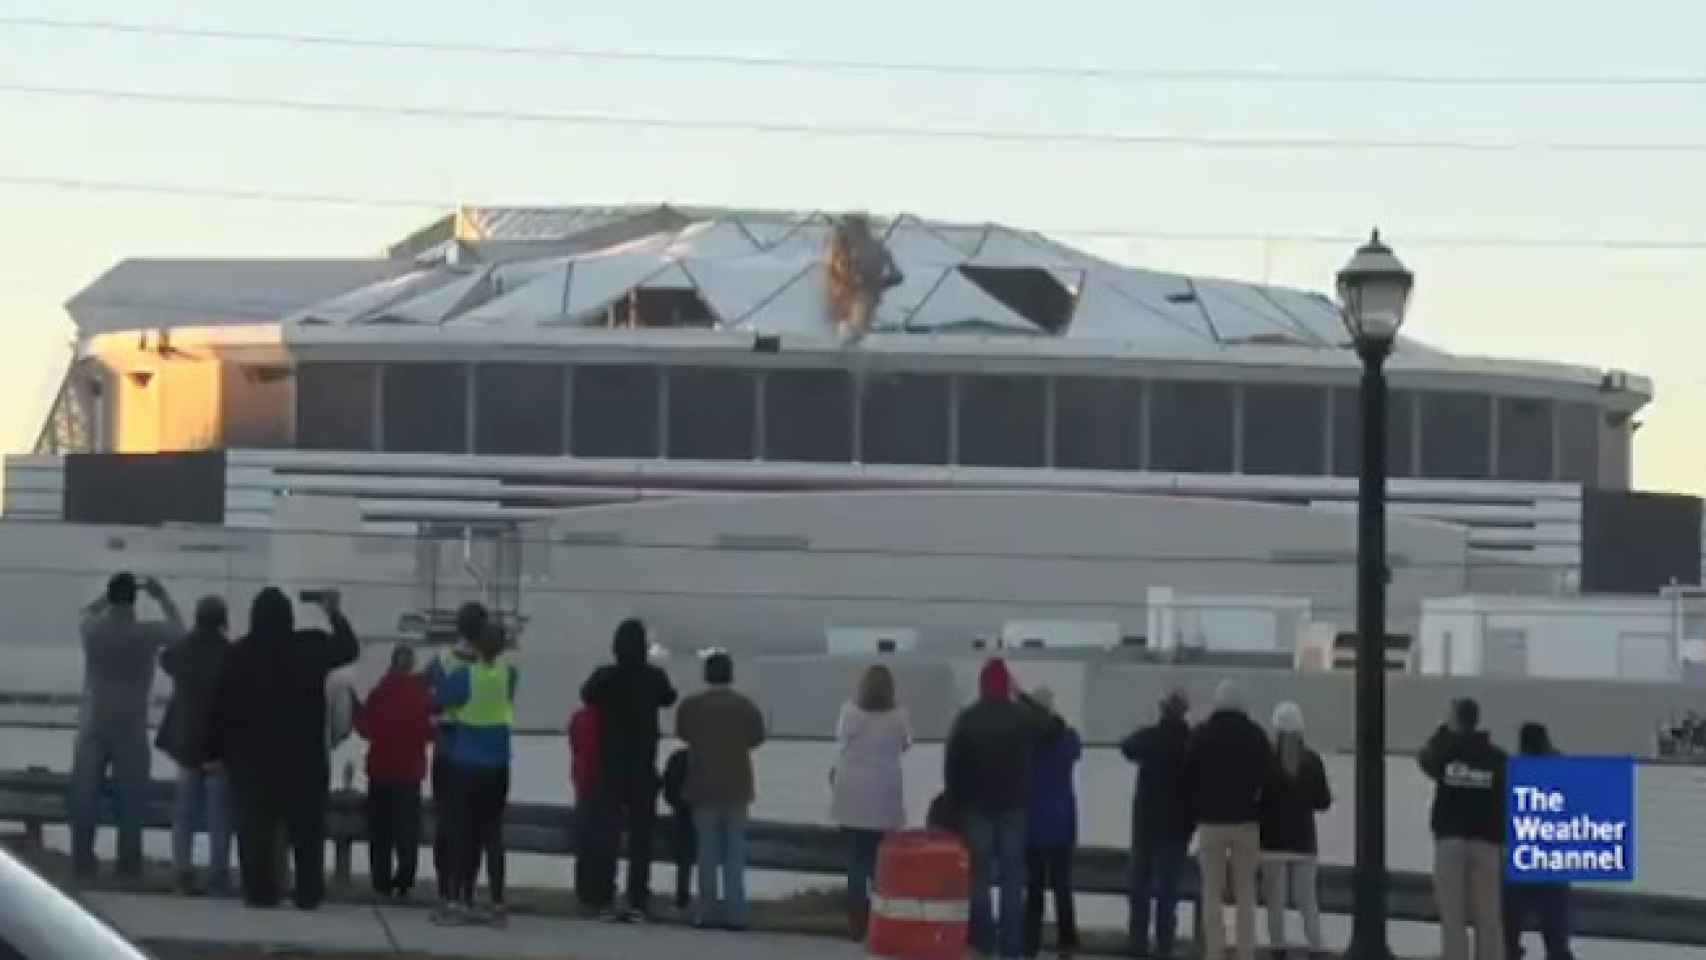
[33,359,98,456]
[398,522,531,646]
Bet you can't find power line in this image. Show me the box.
[0,174,443,210]
[4,14,1704,89]
[5,82,1706,155]
[4,174,1706,251]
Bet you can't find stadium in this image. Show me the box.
[3,203,1695,655]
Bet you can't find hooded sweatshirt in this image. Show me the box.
[944,659,1042,815]
[1180,689,1272,827]
[356,670,435,783]
[580,625,678,783]
[1258,706,1332,856]
[1027,711,1083,848]
[1121,709,1194,846]
[1418,724,1507,844]
[156,624,229,767]
[208,588,360,793]
[82,602,182,739]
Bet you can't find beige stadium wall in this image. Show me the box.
[92,338,292,453]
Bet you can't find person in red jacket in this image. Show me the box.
[356,644,435,900]
[569,695,617,912]
[570,701,602,802]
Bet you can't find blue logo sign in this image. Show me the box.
[1506,756,1635,883]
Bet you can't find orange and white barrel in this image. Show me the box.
[865,829,971,960]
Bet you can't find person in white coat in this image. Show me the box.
[830,664,912,940]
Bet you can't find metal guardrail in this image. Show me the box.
[1,767,1702,947]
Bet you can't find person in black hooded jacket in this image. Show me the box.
[1418,698,1508,960]
[209,587,359,910]
[579,618,678,921]
[1180,680,1270,960]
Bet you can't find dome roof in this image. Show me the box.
[286,204,1440,355]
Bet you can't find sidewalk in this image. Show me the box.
[88,892,866,959]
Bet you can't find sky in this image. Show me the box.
[0,1,1701,494]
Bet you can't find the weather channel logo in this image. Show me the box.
[1506,755,1635,883]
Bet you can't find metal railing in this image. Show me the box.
[2,767,1703,947]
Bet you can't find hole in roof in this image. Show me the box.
[1165,291,1198,305]
[956,266,1074,334]
[606,288,718,329]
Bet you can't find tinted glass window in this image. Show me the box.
[861,373,950,465]
[1150,380,1234,473]
[571,364,658,458]
[1558,401,1601,485]
[1054,377,1142,471]
[475,364,564,456]
[957,375,1046,468]
[667,367,756,460]
[1333,388,1415,478]
[1421,391,1492,480]
[383,363,467,454]
[295,363,375,451]
[1242,384,1326,476]
[764,369,853,463]
[1497,396,1554,482]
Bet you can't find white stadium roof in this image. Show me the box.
[291,204,1409,350]
[68,204,1442,355]
[64,204,1654,404]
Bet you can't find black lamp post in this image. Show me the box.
[1337,229,1413,960]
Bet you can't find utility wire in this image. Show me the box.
[4,174,1706,251]
[5,82,1705,154]
[0,174,443,210]
[3,14,1704,89]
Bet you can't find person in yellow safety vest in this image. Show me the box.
[424,610,479,906]
[431,620,517,926]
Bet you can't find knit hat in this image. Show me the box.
[978,658,1014,701]
[1272,701,1305,734]
[1213,679,1244,712]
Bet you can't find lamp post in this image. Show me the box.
[1337,229,1413,960]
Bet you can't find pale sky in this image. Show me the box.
[0,1,1701,494]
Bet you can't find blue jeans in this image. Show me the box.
[844,828,884,920]
[964,810,1027,958]
[694,807,750,929]
[1129,837,1188,956]
[69,727,151,877]
[172,764,233,887]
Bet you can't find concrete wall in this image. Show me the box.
[532,489,1472,656]
[749,656,960,740]
[1078,663,1703,757]
[721,654,1706,758]
[1418,595,1679,681]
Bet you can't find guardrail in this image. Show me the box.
[1,767,1701,947]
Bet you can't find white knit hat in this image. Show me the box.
[1213,679,1244,711]
[1272,701,1306,734]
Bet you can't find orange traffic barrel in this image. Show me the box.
[866,829,971,960]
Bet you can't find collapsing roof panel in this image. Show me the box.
[74,204,1442,357]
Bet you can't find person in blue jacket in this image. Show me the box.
[1022,686,1082,959]
[432,620,518,926]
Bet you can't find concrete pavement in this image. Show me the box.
[87,892,866,959]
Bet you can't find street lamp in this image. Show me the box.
[1337,229,1413,960]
